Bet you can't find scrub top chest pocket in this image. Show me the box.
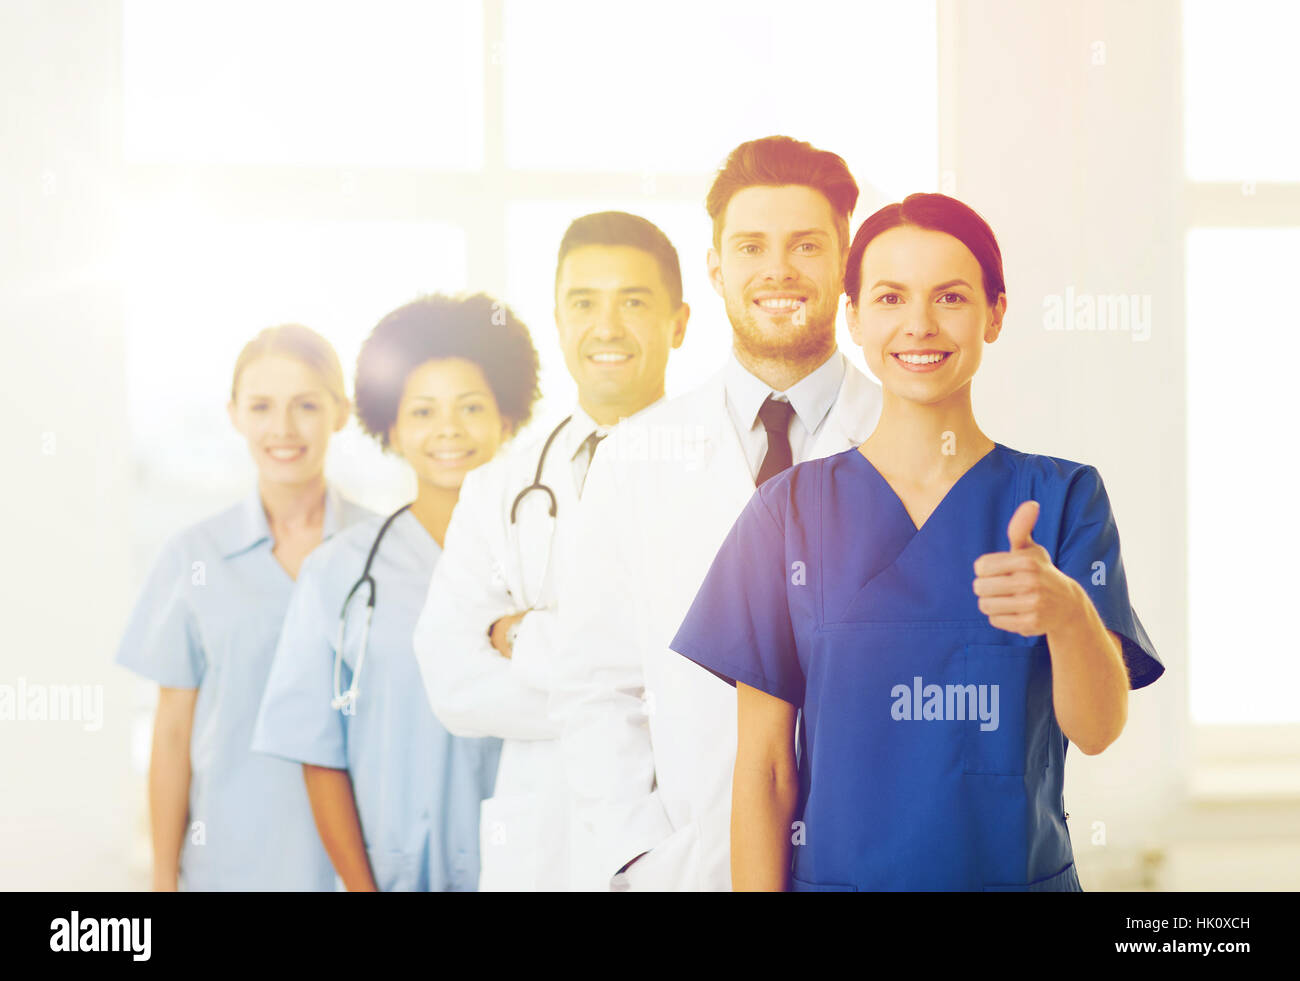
[808,624,1057,779]
[961,640,1055,777]
[802,620,1064,890]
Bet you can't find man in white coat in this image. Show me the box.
[553,136,884,891]
[413,212,689,890]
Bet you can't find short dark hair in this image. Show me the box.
[706,135,859,250]
[555,211,683,309]
[844,193,1006,307]
[355,293,540,447]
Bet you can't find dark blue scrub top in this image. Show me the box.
[671,444,1163,892]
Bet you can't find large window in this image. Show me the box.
[124,0,484,168]
[121,0,940,523]
[1184,0,1300,725]
[119,0,939,773]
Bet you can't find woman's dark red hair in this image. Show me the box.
[844,193,1005,306]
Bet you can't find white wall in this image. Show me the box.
[0,0,136,888]
[942,0,1186,884]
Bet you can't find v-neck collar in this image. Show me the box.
[402,506,442,558]
[850,443,1004,534]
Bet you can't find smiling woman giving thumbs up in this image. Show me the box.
[669,193,1162,892]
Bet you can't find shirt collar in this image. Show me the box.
[562,404,606,462]
[724,348,846,435]
[220,484,344,559]
[563,397,663,462]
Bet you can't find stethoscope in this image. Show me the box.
[506,415,573,613]
[331,502,412,714]
[510,414,571,524]
[330,414,578,715]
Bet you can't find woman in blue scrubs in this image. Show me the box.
[671,193,1164,892]
[116,325,369,891]
[252,293,539,891]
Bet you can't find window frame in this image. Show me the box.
[1181,1,1300,798]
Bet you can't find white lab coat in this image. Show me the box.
[414,409,606,891]
[553,357,883,890]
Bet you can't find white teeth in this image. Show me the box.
[267,448,303,459]
[432,450,471,461]
[589,352,632,362]
[896,352,948,365]
[756,298,803,311]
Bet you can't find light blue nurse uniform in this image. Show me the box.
[672,444,1163,892]
[115,486,371,891]
[251,508,501,892]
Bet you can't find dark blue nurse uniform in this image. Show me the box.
[670,444,1163,892]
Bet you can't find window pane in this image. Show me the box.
[123,0,483,167]
[503,0,937,199]
[1184,0,1300,181]
[1187,228,1300,723]
[121,208,467,535]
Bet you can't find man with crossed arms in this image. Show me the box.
[415,212,689,890]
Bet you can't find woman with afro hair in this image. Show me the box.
[253,293,540,891]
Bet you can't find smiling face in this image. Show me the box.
[228,354,348,486]
[386,357,508,492]
[555,244,687,422]
[708,184,844,365]
[847,224,1006,406]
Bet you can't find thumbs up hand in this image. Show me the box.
[1006,499,1039,550]
[972,501,1083,637]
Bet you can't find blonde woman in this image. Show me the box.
[116,325,371,891]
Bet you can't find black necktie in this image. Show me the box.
[575,430,606,495]
[756,396,796,486]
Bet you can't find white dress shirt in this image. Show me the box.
[722,348,847,481]
[568,412,611,497]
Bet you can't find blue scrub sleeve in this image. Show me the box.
[1053,466,1164,690]
[670,489,806,707]
[251,549,348,769]
[115,535,204,688]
